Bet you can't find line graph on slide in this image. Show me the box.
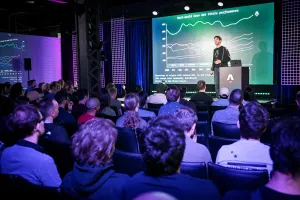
[167,14,255,35]
[0,55,21,67]
[0,41,26,51]
[164,12,258,63]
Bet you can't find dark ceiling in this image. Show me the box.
[0,0,277,35]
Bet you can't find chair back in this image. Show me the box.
[96,112,118,123]
[180,162,207,179]
[209,106,227,119]
[116,127,140,153]
[212,122,240,139]
[208,136,237,162]
[195,121,209,146]
[207,163,269,196]
[147,103,164,109]
[40,139,74,178]
[112,149,145,176]
[0,174,61,199]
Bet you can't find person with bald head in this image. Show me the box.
[77,97,100,125]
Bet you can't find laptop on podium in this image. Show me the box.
[230,60,242,67]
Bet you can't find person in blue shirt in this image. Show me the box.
[158,86,184,116]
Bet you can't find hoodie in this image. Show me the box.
[61,162,130,200]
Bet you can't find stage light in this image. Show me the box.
[152,11,158,16]
[184,6,190,11]
[218,2,224,7]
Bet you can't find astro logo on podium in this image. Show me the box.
[227,74,234,84]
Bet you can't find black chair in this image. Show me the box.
[196,111,210,121]
[116,127,140,153]
[96,112,118,123]
[147,103,163,115]
[209,106,227,119]
[0,174,61,199]
[207,163,269,196]
[212,122,240,139]
[208,136,237,162]
[195,121,209,146]
[40,139,74,178]
[112,149,145,176]
[180,162,207,179]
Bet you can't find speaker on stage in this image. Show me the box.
[24,58,32,71]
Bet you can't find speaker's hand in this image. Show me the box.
[210,70,214,75]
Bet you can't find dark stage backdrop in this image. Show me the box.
[125,20,152,94]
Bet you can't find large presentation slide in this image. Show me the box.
[152,3,274,85]
[0,32,61,86]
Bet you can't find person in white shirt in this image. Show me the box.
[211,87,229,107]
[216,102,273,174]
[148,83,167,104]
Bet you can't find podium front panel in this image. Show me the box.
[219,67,249,92]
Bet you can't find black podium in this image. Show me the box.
[219,67,249,92]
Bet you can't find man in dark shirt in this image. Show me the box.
[190,80,214,104]
[72,89,88,120]
[223,118,300,200]
[210,36,231,96]
[124,115,221,200]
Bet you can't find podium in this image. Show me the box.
[219,67,249,92]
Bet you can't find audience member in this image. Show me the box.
[25,79,37,95]
[61,118,130,200]
[78,97,100,125]
[223,118,300,199]
[27,90,43,106]
[138,91,156,119]
[116,93,148,129]
[243,86,257,105]
[175,107,212,163]
[0,105,61,187]
[158,86,184,116]
[54,91,78,136]
[216,102,273,174]
[108,87,122,116]
[179,87,197,112]
[190,80,213,104]
[211,87,229,106]
[39,99,70,144]
[71,89,88,120]
[99,94,116,117]
[124,115,220,200]
[45,81,60,99]
[148,83,167,104]
[136,85,143,94]
[41,82,50,95]
[211,89,243,132]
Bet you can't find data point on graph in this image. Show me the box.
[255,11,259,17]
[162,38,166,40]
[162,30,166,33]
[162,23,166,26]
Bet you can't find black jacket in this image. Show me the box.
[211,46,231,71]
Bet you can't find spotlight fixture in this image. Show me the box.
[184,6,190,11]
[152,11,158,16]
[218,2,224,7]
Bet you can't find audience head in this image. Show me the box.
[138,91,148,108]
[86,97,100,113]
[270,118,300,177]
[11,104,44,139]
[219,87,229,99]
[124,93,139,112]
[108,87,118,99]
[143,115,185,176]
[136,85,143,93]
[9,83,23,100]
[75,89,89,103]
[64,81,74,94]
[38,82,44,89]
[166,86,180,102]
[179,87,187,99]
[27,90,43,106]
[27,79,36,88]
[296,91,300,109]
[58,79,65,88]
[50,81,59,94]
[39,98,59,120]
[105,83,115,91]
[72,118,117,166]
[55,91,69,108]
[42,83,50,93]
[229,89,243,106]
[156,83,166,94]
[99,94,111,109]
[238,102,269,140]
[197,80,206,91]
[174,107,198,137]
[4,82,11,94]
[244,86,256,102]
